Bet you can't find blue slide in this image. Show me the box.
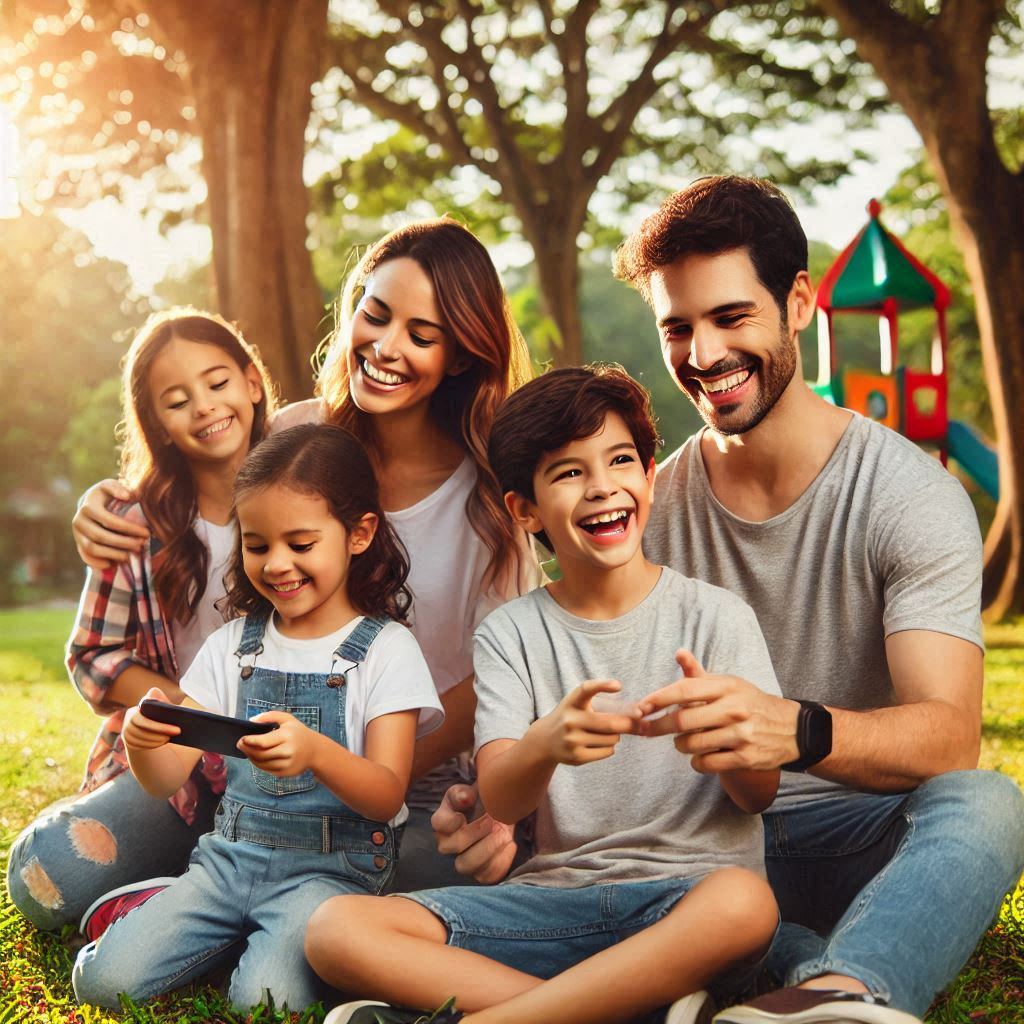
[947,419,999,500]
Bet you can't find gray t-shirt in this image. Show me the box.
[473,567,782,888]
[643,413,983,807]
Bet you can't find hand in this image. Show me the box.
[638,650,800,773]
[239,710,318,777]
[432,784,517,885]
[122,687,180,751]
[528,678,640,767]
[73,479,147,570]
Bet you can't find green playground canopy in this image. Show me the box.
[817,199,950,313]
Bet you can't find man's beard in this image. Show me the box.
[682,323,797,436]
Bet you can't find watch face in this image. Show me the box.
[804,703,833,764]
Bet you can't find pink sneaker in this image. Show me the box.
[79,877,177,942]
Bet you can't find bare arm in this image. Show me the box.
[72,479,147,570]
[239,709,419,822]
[717,768,780,813]
[813,630,982,791]
[411,672,475,780]
[477,679,639,825]
[105,665,186,710]
[123,689,204,798]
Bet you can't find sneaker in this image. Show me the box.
[665,989,716,1024]
[712,988,923,1024]
[79,877,176,942]
[324,996,462,1024]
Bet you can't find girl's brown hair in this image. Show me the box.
[222,423,412,623]
[119,308,278,624]
[315,217,533,588]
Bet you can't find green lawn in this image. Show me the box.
[1,606,1022,1023]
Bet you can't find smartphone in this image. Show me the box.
[139,699,278,758]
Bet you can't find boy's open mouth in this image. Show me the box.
[360,356,409,387]
[578,509,632,537]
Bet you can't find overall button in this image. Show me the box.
[373,856,387,870]
[371,831,386,846]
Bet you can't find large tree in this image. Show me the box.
[1,0,327,399]
[320,0,878,366]
[814,0,1024,615]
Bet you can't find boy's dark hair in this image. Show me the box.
[613,176,808,317]
[223,423,412,623]
[488,365,660,551]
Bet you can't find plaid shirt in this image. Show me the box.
[67,500,226,824]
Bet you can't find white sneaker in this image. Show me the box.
[666,989,716,1024]
[323,1001,387,1024]
[712,988,923,1023]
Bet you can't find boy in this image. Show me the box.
[306,365,781,1024]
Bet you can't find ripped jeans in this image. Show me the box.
[6,770,216,931]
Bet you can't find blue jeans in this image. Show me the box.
[402,876,696,979]
[763,770,1024,1015]
[6,770,215,930]
[72,825,394,1010]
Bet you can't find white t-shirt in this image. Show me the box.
[181,614,444,826]
[173,518,236,674]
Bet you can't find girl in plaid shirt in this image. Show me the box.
[7,308,277,932]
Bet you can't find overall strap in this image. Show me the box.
[336,616,389,665]
[234,608,272,679]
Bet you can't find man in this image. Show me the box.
[436,176,1024,1024]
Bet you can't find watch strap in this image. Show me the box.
[781,699,832,773]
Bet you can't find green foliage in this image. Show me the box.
[0,212,144,600]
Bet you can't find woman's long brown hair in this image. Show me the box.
[119,308,278,624]
[315,218,533,588]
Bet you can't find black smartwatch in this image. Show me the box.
[782,700,833,773]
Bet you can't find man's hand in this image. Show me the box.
[432,784,517,885]
[638,650,799,773]
[527,678,641,767]
[239,711,317,777]
[73,478,148,570]
[122,687,180,751]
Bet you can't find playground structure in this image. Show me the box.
[813,199,999,500]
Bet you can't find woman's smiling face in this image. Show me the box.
[347,257,465,421]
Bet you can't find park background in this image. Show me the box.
[1,1,1023,1021]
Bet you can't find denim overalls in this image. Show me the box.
[73,611,400,1012]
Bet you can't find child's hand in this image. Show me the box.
[239,711,319,777]
[529,678,641,767]
[122,687,180,751]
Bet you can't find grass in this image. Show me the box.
[1,607,1023,1023]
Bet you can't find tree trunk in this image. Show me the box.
[150,1,328,401]
[820,0,1024,616]
[521,201,589,369]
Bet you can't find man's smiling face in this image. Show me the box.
[650,248,800,437]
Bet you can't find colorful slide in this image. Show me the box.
[947,419,999,501]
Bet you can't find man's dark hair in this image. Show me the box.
[613,176,808,315]
[489,365,660,551]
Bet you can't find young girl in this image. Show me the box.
[7,309,276,931]
[72,423,443,1012]
[75,217,539,891]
